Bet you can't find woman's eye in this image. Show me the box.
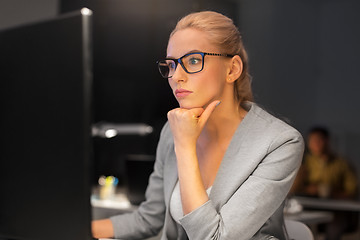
[188,57,201,65]
[168,61,176,70]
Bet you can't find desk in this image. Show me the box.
[285,211,334,225]
[293,196,360,212]
[92,193,161,240]
[91,192,137,220]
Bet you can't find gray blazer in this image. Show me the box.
[110,102,304,240]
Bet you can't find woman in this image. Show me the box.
[93,11,304,240]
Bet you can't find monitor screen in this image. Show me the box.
[0,9,94,240]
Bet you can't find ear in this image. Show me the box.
[226,55,243,83]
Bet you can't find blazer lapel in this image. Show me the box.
[163,144,178,206]
[210,103,260,210]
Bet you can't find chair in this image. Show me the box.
[285,219,314,240]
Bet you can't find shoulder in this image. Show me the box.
[247,102,300,132]
[242,102,304,151]
[332,155,352,168]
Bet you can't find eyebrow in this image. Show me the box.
[166,49,202,59]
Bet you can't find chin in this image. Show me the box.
[178,103,193,109]
[177,100,193,109]
[178,101,206,110]
[177,96,212,109]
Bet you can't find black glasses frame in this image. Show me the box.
[157,52,234,78]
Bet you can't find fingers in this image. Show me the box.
[167,100,221,124]
[197,100,221,126]
[189,108,205,119]
[167,100,221,146]
[167,108,204,121]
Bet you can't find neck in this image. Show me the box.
[200,99,246,142]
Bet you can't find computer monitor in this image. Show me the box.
[0,9,94,240]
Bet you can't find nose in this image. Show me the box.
[171,61,187,82]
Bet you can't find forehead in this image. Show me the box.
[166,28,217,58]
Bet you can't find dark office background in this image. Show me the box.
[1,0,360,186]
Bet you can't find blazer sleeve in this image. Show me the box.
[179,128,304,240]
[109,123,171,239]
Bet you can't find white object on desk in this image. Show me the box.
[91,193,136,210]
[284,198,303,214]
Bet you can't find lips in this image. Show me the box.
[175,88,193,98]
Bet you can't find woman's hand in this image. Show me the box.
[92,219,114,239]
[167,100,220,214]
[167,100,220,149]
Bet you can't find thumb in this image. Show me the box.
[198,100,221,126]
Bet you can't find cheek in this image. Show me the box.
[200,69,225,93]
[168,78,176,90]
[203,78,220,91]
[195,76,223,101]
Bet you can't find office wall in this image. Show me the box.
[238,0,360,170]
[2,0,360,178]
[0,0,58,30]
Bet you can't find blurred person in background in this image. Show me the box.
[291,126,358,240]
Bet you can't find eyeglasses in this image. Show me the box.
[157,52,234,78]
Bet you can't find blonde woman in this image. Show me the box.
[93,11,304,240]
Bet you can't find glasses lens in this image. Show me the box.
[157,53,204,78]
[182,53,203,73]
[158,60,177,78]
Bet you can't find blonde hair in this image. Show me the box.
[170,11,253,105]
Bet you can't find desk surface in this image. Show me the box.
[91,193,136,211]
[285,210,334,225]
[293,196,360,212]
